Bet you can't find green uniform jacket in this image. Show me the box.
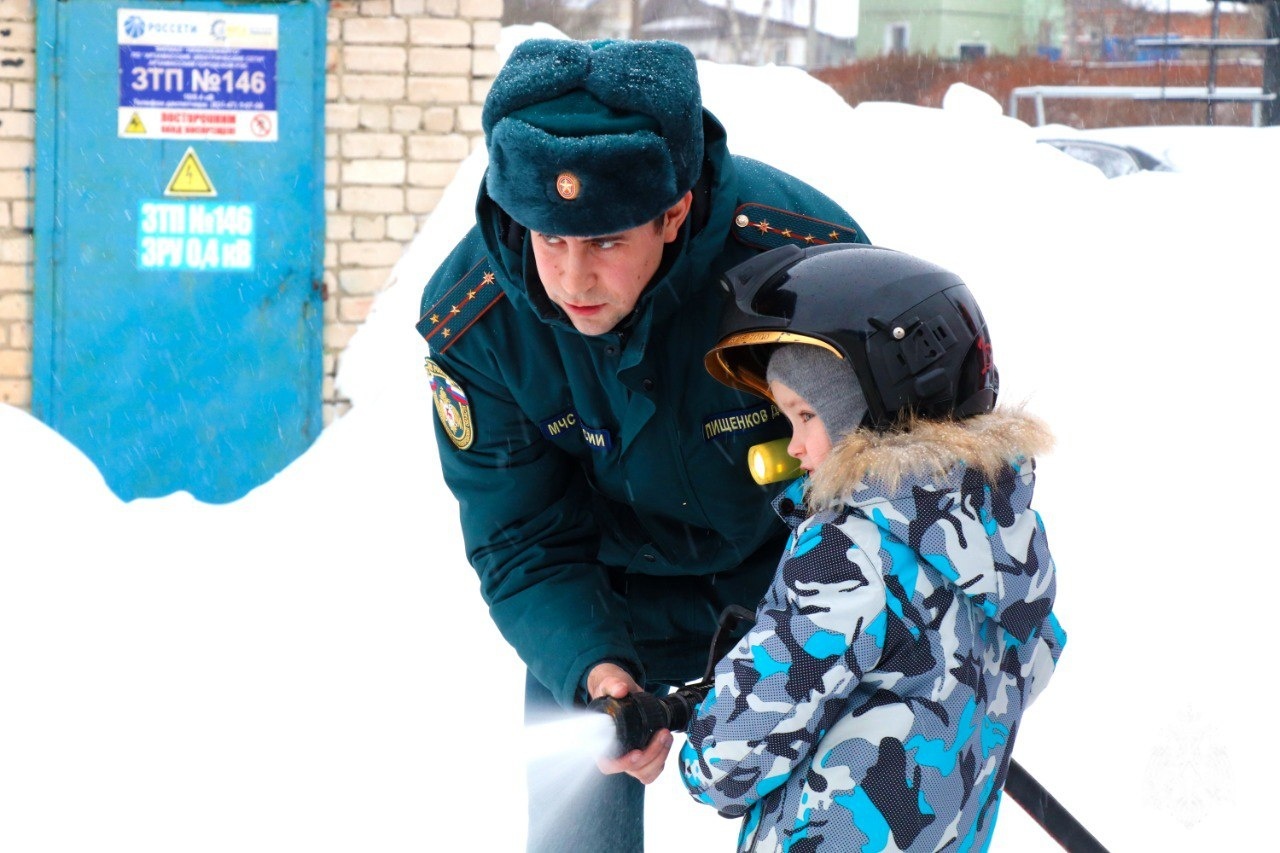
[417,114,869,708]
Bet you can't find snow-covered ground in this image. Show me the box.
[4,24,1278,852]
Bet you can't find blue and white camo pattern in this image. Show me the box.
[680,411,1065,853]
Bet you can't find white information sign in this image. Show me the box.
[117,9,279,142]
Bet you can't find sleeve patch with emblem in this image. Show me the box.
[425,358,474,450]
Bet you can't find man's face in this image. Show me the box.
[530,193,691,336]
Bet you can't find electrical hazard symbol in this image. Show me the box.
[124,113,147,135]
[165,147,217,197]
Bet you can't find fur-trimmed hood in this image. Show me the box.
[794,407,1057,645]
[807,407,1054,512]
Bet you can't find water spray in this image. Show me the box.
[587,605,755,758]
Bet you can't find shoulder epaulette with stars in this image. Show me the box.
[416,257,506,354]
[730,203,863,251]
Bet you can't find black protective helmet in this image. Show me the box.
[705,243,998,430]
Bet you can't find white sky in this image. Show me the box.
[4,22,1279,853]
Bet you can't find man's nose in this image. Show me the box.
[558,248,593,296]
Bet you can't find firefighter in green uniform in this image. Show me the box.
[416,38,869,852]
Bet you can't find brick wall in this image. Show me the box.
[0,1,33,409]
[0,0,501,426]
[324,0,501,423]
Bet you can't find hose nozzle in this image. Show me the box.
[587,605,758,759]
[587,684,711,759]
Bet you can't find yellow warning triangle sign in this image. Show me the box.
[124,112,146,135]
[165,147,217,197]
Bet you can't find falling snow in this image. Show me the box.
[4,23,1278,853]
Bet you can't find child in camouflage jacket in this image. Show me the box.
[680,246,1066,853]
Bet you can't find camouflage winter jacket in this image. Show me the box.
[680,410,1066,853]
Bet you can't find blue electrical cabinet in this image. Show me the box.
[33,0,327,503]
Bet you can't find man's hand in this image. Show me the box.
[587,662,675,785]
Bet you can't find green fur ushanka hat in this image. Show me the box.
[481,38,705,237]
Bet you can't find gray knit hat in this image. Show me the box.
[766,344,867,440]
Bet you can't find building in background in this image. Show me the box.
[1065,0,1264,62]
[643,0,857,67]
[857,0,1067,60]
[503,0,858,68]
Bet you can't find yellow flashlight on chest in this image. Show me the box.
[747,437,802,486]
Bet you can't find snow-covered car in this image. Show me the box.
[1036,136,1174,178]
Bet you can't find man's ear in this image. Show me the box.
[661,191,694,243]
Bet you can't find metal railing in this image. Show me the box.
[1131,37,1279,51]
[1008,85,1275,126]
